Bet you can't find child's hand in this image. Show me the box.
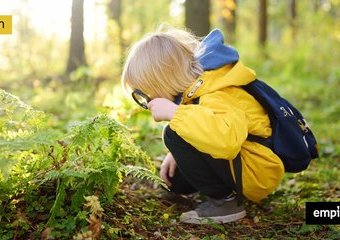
[160,152,177,187]
[147,98,178,122]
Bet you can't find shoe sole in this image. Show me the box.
[180,210,246,224]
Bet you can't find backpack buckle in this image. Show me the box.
[298,119,309,133]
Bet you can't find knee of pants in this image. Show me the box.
[163,124,191,152]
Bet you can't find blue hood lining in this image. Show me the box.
[198,29,239,71]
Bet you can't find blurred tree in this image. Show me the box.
[185,0,210,37]
[217,0,237,44]
[109,0,122,21]
[18,0,34,76]
[288,0,297,41]
[258,0,267,47]
[66,0,87,74]
[313,0,321,12]
[108,0,124,66]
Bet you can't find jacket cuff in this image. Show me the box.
[169,105,190,134]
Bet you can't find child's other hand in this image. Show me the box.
[147,98,178,122]
[160,152,177,187]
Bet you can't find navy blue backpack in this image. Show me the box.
[191,79,319,203]
[243,79,319,173]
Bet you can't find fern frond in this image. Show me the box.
[119,164,168,190]
[0,129,61,150]
[1,91,161,228]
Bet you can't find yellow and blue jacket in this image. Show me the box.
[168,29,284,202]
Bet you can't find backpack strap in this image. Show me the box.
[247,134,272,149]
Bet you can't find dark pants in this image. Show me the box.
[163,125,235,199]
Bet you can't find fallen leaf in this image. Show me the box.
[253,216,260,224]
[87,214,102,239]
[41,227,52,240]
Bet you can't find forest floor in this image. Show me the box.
[101,163,340,240]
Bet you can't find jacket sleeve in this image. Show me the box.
[169,102,248,160]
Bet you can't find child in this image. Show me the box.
[121,26,284,224]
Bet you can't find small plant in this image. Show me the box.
[0,89,164,239]
[73,195,104,240]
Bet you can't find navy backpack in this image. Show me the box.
[243,79,319,173]
[191,79,319,203]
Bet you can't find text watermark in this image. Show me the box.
[306,202,340,225]
[0,15,12,34]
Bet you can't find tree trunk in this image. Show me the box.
[109,0,122,21]
[218,0,237,44]
[258,0,267,47]
[288,0,297,41]
[108,0,124,66]
[66,0,86,74]
[313,0,320,12]
[185,0,210,37]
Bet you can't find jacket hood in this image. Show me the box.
[199,29,239,70]
[182,29,256,103]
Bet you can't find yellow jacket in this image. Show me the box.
[169,61,284,202]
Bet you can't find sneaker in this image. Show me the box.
[179,195,246,224]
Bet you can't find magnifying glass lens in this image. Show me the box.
[132,90,150,109]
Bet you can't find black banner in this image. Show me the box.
[306,202,340,225]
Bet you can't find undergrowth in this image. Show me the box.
[0,89,164,239]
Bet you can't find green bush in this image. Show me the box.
[0,89,163,238]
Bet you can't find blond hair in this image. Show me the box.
[121,26,203,101]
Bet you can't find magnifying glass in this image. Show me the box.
[131,89,151,109]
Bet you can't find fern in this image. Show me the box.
[39,114,158,223]
[0,89,49,132]
[120,164,168,189]
[0,89,161,235]
[0,89,60,179]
